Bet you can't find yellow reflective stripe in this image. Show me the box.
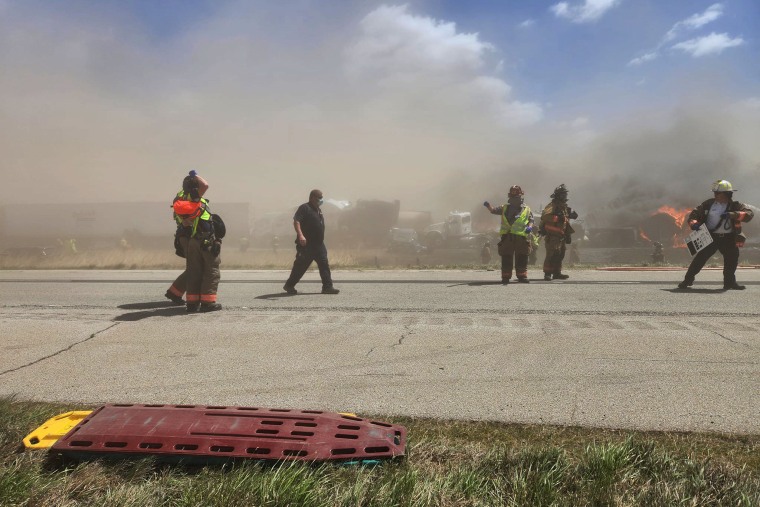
[500,206,531,236]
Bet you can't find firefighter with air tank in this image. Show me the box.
[483,185,534,284]
[539,184,578,281]
[677,179,754,290]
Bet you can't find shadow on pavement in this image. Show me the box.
[114,306,187,322]
[254,292,321,300]
[118,301,181,310]
[664,288,729,294]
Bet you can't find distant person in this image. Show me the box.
[677,180,754,290]
[484,185,534,284]
[239,236,250,253]
[539,184,578,281]
[165,170,209,305]
[568,242,580,266]
[480,241,492,265]
[283,189,339,294]
[528,231,540,265]
[271,235,280,254]
[651,241,664,263]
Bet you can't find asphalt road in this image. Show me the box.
[1,268,758,434]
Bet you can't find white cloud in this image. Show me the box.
[629,3,729,66]
[664,3,723,42]
[518,19,535,28]
[628,52,658,66]
[672,32,744,57]
[550,0,621,23]
[346,4,542,127]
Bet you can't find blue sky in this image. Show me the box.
[115,0,759,121]
[1,0,758,212]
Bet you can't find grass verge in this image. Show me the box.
[1,397,759,506]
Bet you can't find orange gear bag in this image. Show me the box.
[173,199,203,219]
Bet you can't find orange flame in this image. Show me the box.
[638,227,652,243]
[653,206,691,228]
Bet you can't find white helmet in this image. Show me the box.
[711,179,735,193]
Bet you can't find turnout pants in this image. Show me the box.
[543,235,566,275]
[684,234,740,285]
[185,237,221,304]
[498,234,530,280]
[285,243,334,289]
[167,235,189,298]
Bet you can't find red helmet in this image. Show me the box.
[508,185,524,197]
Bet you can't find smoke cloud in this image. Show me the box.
[1,1,757,233]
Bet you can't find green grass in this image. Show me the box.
[1,397,759,506]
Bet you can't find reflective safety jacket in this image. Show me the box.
[500,205,533,236]
[540,201,575,238]
[172,190,211,238]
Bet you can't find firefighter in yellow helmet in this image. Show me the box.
[539,184,578,281]
[677,180,754,290]
[483,185,534,284]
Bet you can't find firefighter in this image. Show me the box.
[483,185,534,284]
[539,184,578,281]
[677,180,754,290]
[165,170,209,305]
[172,170,222,312]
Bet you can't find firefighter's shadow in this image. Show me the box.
[447,281,515,287]
[118,301,179,310]
[664,288,728,294]
[255,293,321,300]
[113,306,187,321]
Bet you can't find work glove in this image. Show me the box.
[720,212,728,219]
[690,221,701,231]
[569,210,578,220]
[189,170,198,177]
[211,240,221,257]
[525,226,533,233]
[483,201,490,208]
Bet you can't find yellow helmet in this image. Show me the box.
[711,180,735,192]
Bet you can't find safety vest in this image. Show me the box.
[500,206,531,236]
[172,191,210,237]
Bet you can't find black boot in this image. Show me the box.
[165,290,184,305]
[186,303,200,313]
[723,282,746,290]
[677,277,694,289]
[553,273,569,280]
[543,274,552,281]
[200,303,223,312]
[517,277,530,283]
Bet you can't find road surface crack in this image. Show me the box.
[711,331,750,348]
[393,325,413,348]
[0,322,120,377]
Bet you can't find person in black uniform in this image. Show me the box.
[283,189,340,295]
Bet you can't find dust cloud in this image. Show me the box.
[1,1,757,234]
